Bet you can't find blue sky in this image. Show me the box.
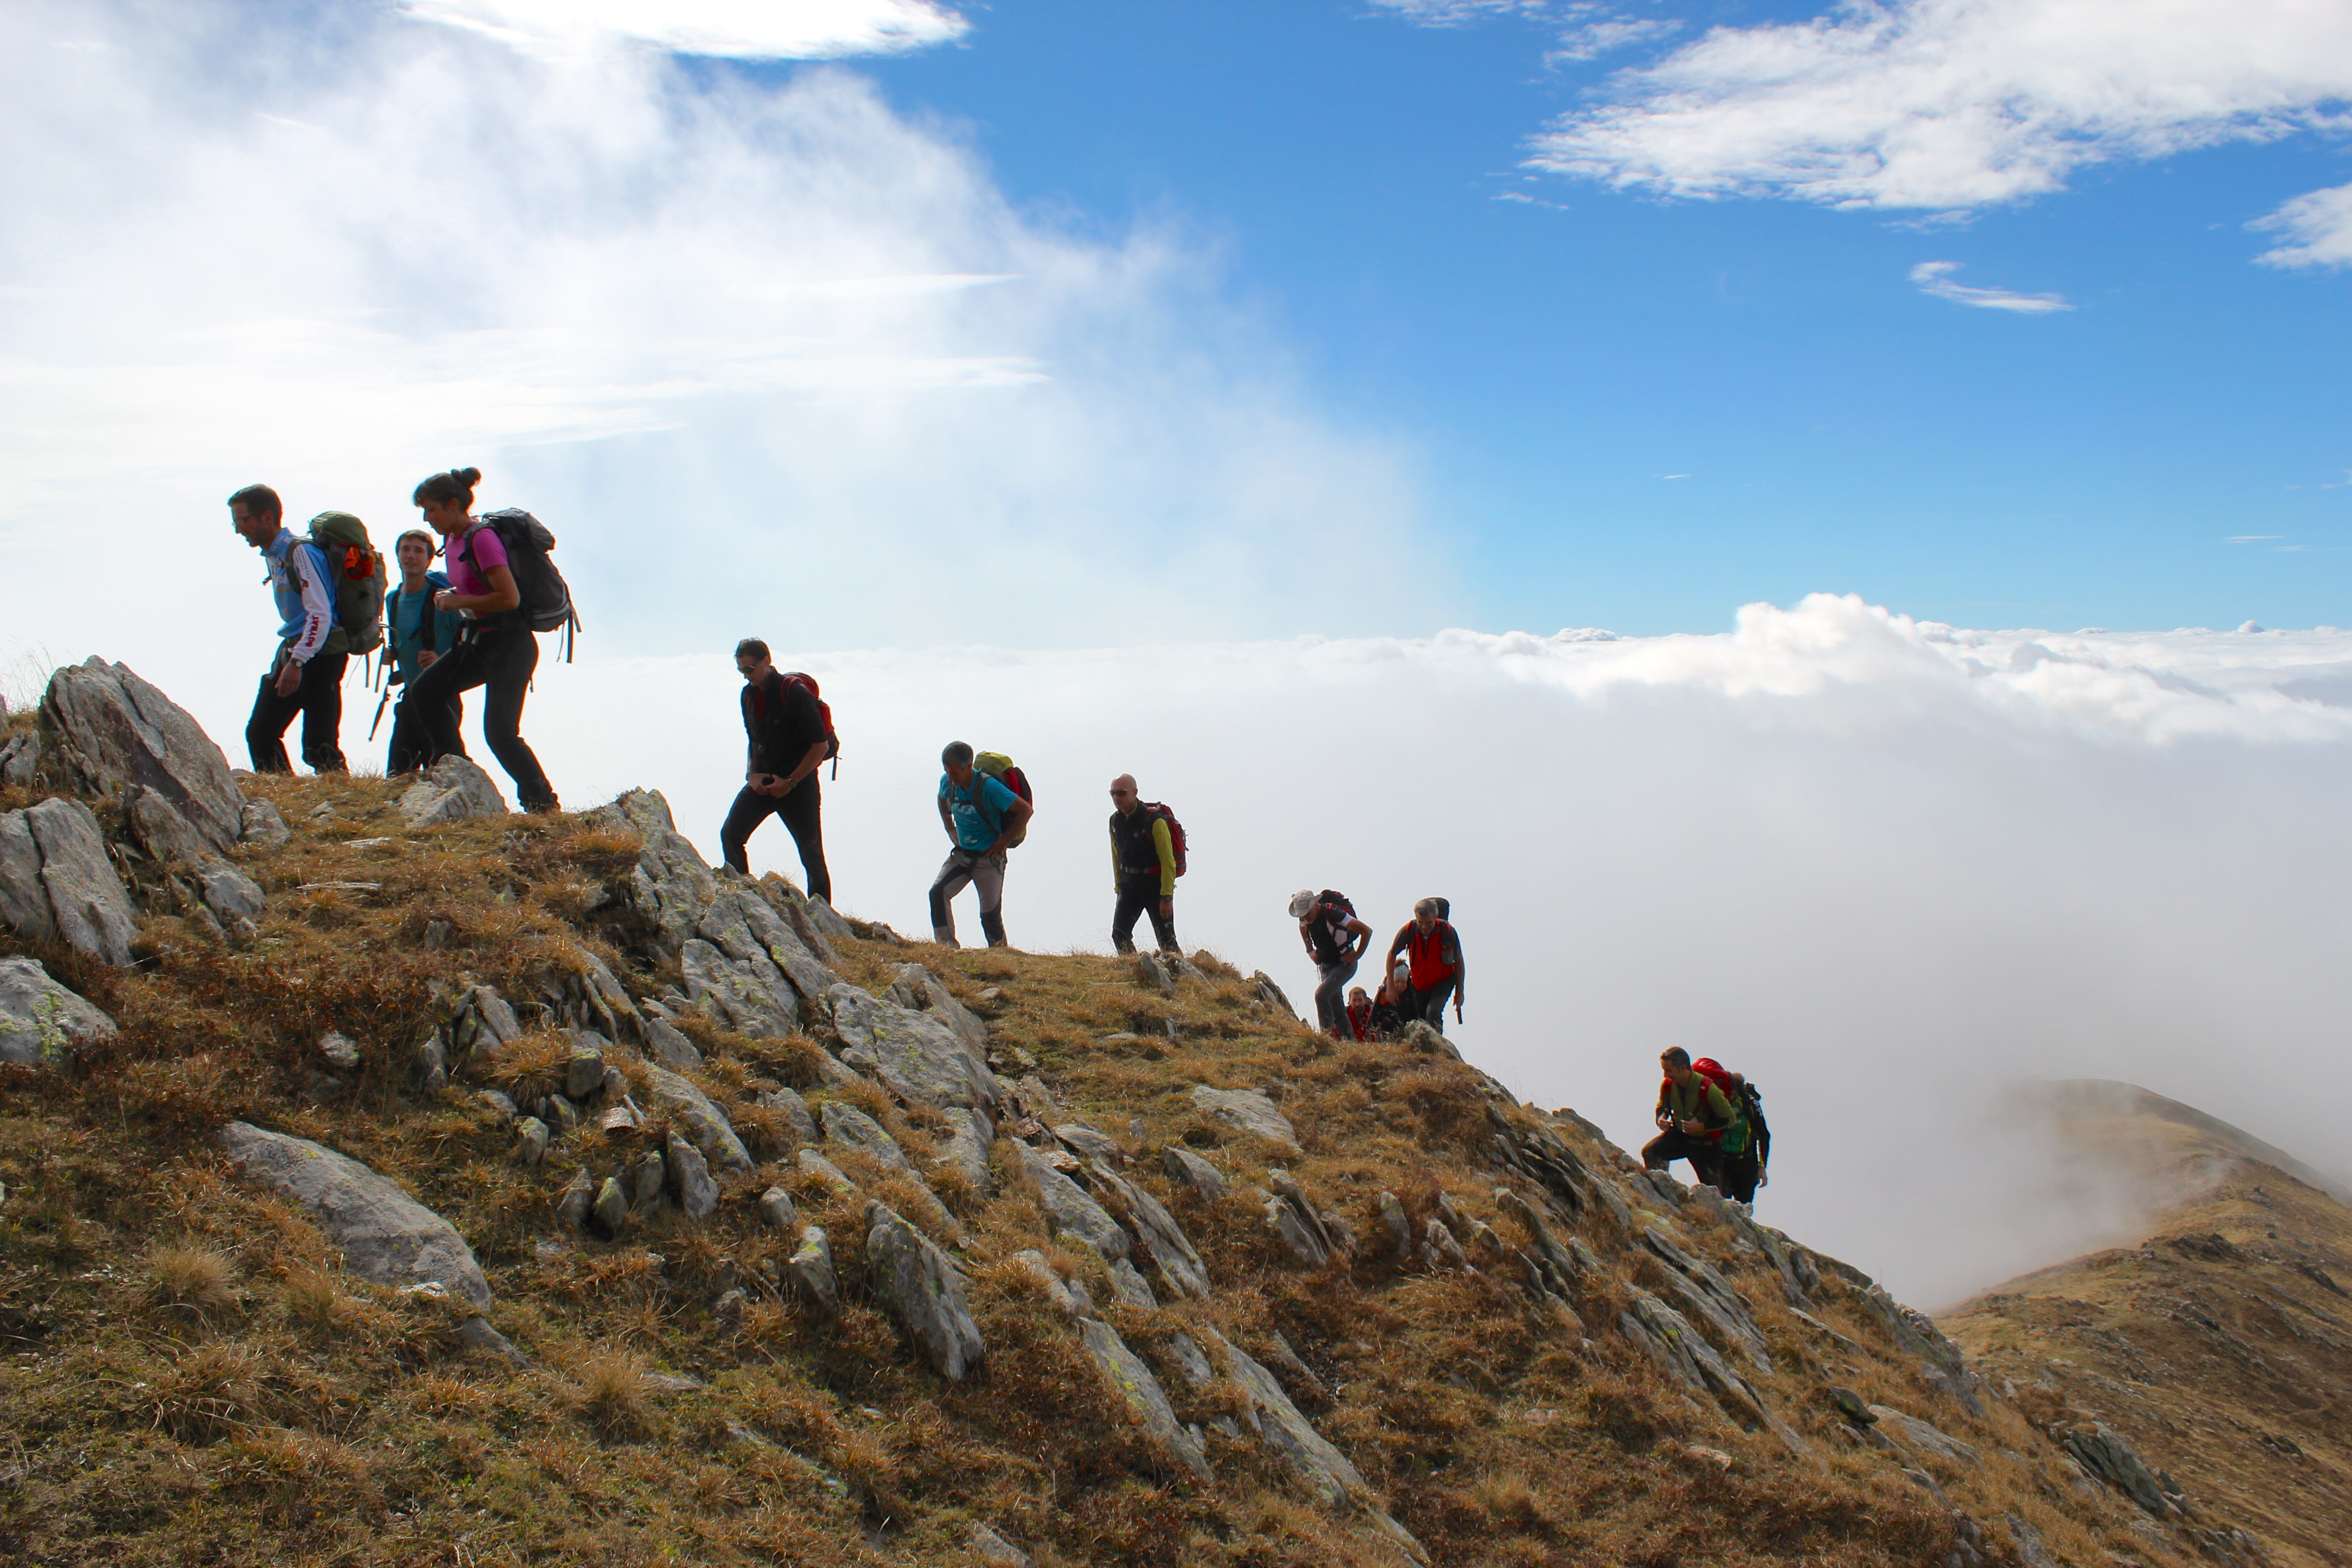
[843,0,2352,635]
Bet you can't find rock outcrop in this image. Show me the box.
[218,1122,492,1312]
[38,659,244,853]
[828,983,1000,1113]
[0,797,138,965]
[0,957,117,1065]
[864,1201,983,1380]
[399,755,510,827]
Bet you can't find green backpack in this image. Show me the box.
[304,512,385,657]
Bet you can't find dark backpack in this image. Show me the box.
[1426,896,1450,921]
[1138,802,1188,877]
[458,510,580,659]
[780,672,840,776]
[304,511,385,656]
[1308,889,1356,962]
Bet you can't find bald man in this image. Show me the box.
[1107,773,1179,955]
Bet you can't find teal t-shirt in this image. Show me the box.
[384,573,462,685]
[940,772,1019,853]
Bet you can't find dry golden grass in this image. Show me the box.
[141,1241,241,1322]
[572,1349,652,1437]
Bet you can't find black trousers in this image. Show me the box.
[385,683,465,775]
[1642,1129,1722,1190]
[719,777,830,902]
[1111,872,1177,954]
[247,648,349,774]
[405,627,555,810]
[1716,1152,1761,1205]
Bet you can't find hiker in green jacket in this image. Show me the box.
[1107,773,1178,955]
[1642,1047,1736,1188]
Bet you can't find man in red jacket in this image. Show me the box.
[1383,898,1465,1034]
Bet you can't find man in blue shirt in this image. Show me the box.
[382,528,466,774]
[930,741,1032,948]
[230,482,348,774]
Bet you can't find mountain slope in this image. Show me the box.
[0,666,2275,1566]
[1942,1083,2352,1568]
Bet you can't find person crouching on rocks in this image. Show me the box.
[1643,1047,1734,1189]
[402,466,559,813]
[1368,963,1412,1041]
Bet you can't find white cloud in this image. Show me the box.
[1909,260,2072,313]
[2252,179,2352,269]
[1370,0,1554,24]
[399,0,969,59]
[1546,16,1681,64]
[0,1,1434,652]
[1370,0,1677,62]
[1525,0,2352,211]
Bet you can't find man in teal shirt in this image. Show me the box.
[929,741,1032,948]
[382,528,466,774]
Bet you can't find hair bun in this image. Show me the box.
[458,466,482,485]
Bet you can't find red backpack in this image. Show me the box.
[780,672,840,776]
[1690,1058,1740,1139]
[1138,801,1188,876]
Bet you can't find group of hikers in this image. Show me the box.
[231,472,1779,1205]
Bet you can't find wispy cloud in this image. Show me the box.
[398,0,968,60]
[2225,535,2283,543]
[2252,180,2352,270]
[1370,0,1676,63]
[1909,261,2071,313]
[1521,0,2352,215]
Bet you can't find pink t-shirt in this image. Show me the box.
[449,522,510,602]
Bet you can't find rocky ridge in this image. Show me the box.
[0,663,2272,1567]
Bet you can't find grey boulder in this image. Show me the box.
[1189,1084,1298,1154]
[666,1131,718,1220]
[40,659,244,853]
[827,983,1000,1113]
[935,1107,995,1196]
[864,1201,983,1380]
[822,1102,913,1173]
[702,879,835,1000]
[399,755,510,827]
[1088,1159,1210,1298]
[1161,1145,1229,1202]
[786,1223,838,1314]
[1075,1316,1210,1481]
[218,1122,490,1311]
[0,956,118,1065]
[1020,1144,1130,1261]
[591,789,716,956]
[883,963,987,1055]
[642,1064,752,1172]
[240,799,292,846]
[680,938,801,1039]
[0,797,138,965]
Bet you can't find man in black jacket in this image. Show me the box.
[719,639,833,901]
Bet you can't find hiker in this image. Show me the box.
[1384,897,1465,1033]
[719,640,833,902]
[401,467,560,813]
[1345,986,1373,1042]
[230,483,349,774]
[931,741,1032,948]
[1642,1047,1738,1189]
[381,529,465,775]
[1107,774,1178,955]
[1713,1070,1771,1204]
[1367,963,1412,1040]
[1290,888,1372,1039]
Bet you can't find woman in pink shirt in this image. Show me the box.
[396,466,559,812]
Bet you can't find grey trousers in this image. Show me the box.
[929,848,1007,947]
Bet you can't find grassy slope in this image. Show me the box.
[0,768,2191,1567]
[1941,1102,2352,1568]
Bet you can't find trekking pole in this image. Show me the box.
[368,685,392,742]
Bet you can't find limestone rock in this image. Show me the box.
[803,893,856,943]
[124,784,215,866]
[1397,1019,1460,1061]
[2059,1422,2171,1517]
[592,1176,629,1231]
[1010,1250,1080,1318]
[0,956,118,1066]
[760,1186,798,1229]
[0,798,138,965]
[447,983,524,1058]
[1089,1159,1210,1298]
[643,1065,751,1172]
[680,938,800,1038]
[864,1201,984,1380]
[1076,1316,1211,1481]
[218,1122,491,1310]
[966,1522,1033,1568]
[884,963,987,1055]
[193,863,266,932]
[1377,1192,1412,1259]
[515,1118,549,1166]
[40,659,244,852]
[240,799,291,846]
[1870,1405,1980,1468]
[1189,1084,1298,1154]
[557,1168,594,1230]
[760,1085,818,1147]
[1106,1257,1158,1309]
[590,789,716,956]
[936,1107,995,1195]
[822,1102,913,1173]
[318,1030,360,1070]
[398,755,510,827]
[797,1149,863,1205]
[1162,1145,1228,1202]
[1054,1122,1122,1165]
[1020,1144,1130,1260]
[1249,970,1297,1018]
[565,1034,607,1098]
[666,1131,718,1220]
[786,1224,838,1315]
[563,949,643,1044]
[642,1010,703,1071]
[701,880,835,999]
[0,730,41,789]
[1135,952,1176,997]
[630,1148,667,1220]
[828,983,1000,1113]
